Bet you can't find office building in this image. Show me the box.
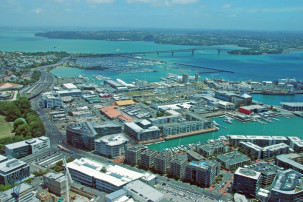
[125,145,147,165]
[185,160,220,187]
[0,155,30,185]
[170,154,188,179]
[5,136,50,159]
[67,158,144,193]
[124,120,160,142]
[197,141,228,157]
[216,151,250,171]
[94,133,128,158]
[66,121,121,150]
[215,91,252,107]
[41,92,63,108]
[276,153,303,173]
[269,169,303,202]
[43,172,66,196]
[182,74,189,83]
[232,167,261,197]
[124,180,165,202]
[140,149,158,169]
[154,151,172,174]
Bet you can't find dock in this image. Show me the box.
[163,127,218,141]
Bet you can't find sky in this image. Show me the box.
[1,0,303,31]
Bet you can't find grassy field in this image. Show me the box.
[0,115,14,139]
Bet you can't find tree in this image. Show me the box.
[13,119,26,132]
[1,102,21,122]
[15,124,31,137]
[14,97,31,114]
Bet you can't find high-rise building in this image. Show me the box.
[154,151,172,174]
[125,145,147,165]
[140,149,158,169]
[170,154,188,179]
[185,160,220,187]
[232,167,261,197]
[182,74,189,83]
[195,73,199,82]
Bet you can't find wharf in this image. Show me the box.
[164,127,218,141]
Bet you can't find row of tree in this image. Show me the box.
[0,97,45,154]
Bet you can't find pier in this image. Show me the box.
[174,63,235,74]
[164,127,218,141]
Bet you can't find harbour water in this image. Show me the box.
[1,30,303,150]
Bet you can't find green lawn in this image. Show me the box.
[0,115,14,139]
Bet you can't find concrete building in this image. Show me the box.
[281,102,303,111]
[228,135,247,146]
[63,83,78,90]
[197,141,228,157]
[154,151,172,174]
[269,169,303,202]
[216,151,250,171]
[195,73,199,82]
[215,91,252,107]
[43,172,66,196]
[125,145,147,165]
[186,150,205,162]
[0,155,30,185]
[124,120,160,142]
[0,183,39,202]
[41,92,63,108]
[248,162,281,188]
[94,133,128,158]
[262,143,289,158]
[162,121,205,137]
[293,141,303,153]
[170,154,188,179]
[140,149,158,169]
[140,173,157,187]
[246,135,273,147]
[288,136,302,148]
[240,142,263,159]
[124,180,165,202]
[105,189,128,202]
[185,160,220,187]
[182,74,189,83]
[67,158,144,193]
[66,121,121,150]
[148,115,179,125]
[5,136,50,159]
[276,153,303,173]
[232,167,261,197]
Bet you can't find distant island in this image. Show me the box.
[35,30,303,55]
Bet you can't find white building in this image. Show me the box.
[41,92,63,108]
[67,158,144,193]
[94,133,128,158]
[0,155,30,185]
[63,83,78,90]
[124,180,164,202]
[5,136,50,159]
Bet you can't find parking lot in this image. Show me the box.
[156,183,216,202]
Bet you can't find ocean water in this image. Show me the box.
[1,30,302,149]
[148,116,303,151]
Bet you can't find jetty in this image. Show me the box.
[164,127,218,141]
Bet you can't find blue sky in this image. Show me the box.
[1,0,303,30]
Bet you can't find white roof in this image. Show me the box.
[235,167,261,180]
[67,158,143,187]
[63,83,78,89]
[95,133,128,147]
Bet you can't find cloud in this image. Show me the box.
[0,0,20,9]
[246,7,303,13]
[221,4,231,9]
[86,0,116,4]
[126,0,198,6]
[34,8,42,14]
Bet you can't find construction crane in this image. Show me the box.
[63,158,73,202]
[11,174,22,201]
